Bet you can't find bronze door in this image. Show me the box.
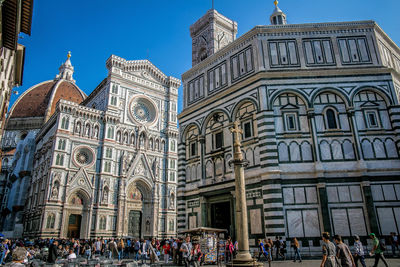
[67,214,82,238]
[128,210,142,238]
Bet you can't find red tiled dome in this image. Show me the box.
[9,80,86,120]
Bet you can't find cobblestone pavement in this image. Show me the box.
[151,258,400,267]
[255,258,400,266]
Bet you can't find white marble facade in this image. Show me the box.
[178,5,400,248]
[24,56,180,239]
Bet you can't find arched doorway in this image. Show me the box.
[63,190,90,239]
[125,180,153,238]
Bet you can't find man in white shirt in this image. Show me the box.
[67,249,77,261]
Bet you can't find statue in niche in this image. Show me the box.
[86,124,90,136]
[102,188,108,203]
[152,158,159,179]
[139,134,145,148]
[76,123,81,134]
[121,154,127,174]
[51,182,59,200]
[94,127,99,138]
[169,193,175,209]
[145,220,150,233]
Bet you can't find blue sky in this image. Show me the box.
[14,0,400,113]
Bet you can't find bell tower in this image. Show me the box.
[190,9,237,66]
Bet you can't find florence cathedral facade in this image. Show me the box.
[177,3,400,250]
[1,52,180,239]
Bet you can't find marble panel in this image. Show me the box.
[371,185,384,201]
[287,210,304,237]
[278,142,289,162]
[303,210,320,237]
[373,139,386,159]
[338,186,351,202]
[294,187,306,204]
[327,186,339,203]
[394,184,400,200]
[349,186,362,202]
[332,209,350,236]
[361,140,374,159]
[283,187,294,204]
[250,209,263,234]
[306,187,318,203]
[301,142,313,161]
[348,208,367,236]
[394,208,400,233]
[290,142,301,161]
[343,140,355,159]
[382,184,396,201]
[189,215,197,229]
[320,141,332,160]
[377,208,396,235]
[332,141,344,160]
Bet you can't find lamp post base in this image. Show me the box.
[228,252,263,267]
[229,259,263,267]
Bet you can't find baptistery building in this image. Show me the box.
[177,3,400,251]
[20,54,179,239]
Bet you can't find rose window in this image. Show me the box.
[74,147,94,166]
[129,97,157,125]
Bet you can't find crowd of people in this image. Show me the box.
[0,232,398,266]
[256,232,399,267]
[0,236,232,266]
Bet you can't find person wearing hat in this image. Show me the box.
[353,235,366,267]
[369,233,388,267]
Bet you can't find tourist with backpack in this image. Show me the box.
[369,233,388,267]
[353,235,366,267]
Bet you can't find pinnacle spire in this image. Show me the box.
[55,51,75,83]
[270,0,287,25]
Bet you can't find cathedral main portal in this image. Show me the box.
[67,214,82,238]
[128,210,142,238]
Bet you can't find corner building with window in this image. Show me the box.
[23,55,180,239]
[177,5,400,250]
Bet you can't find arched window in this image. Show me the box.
[170,140,176,152]
[46,213,55,229]
[326,108,338,129]
[100,216,106,230]
[107,127,114,139]
[61,117,69,129]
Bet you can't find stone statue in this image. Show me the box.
[76,123,81,134]
[140,134,145,148]
[121,154,127,175]
[103,189,108,203]
[169,193,175,209]
[51,182,59,200]
[86,124,90,135]
[94,127,99,138]
[152,158,159,179]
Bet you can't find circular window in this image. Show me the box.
[73,146,94,167]
[129,96,157,125]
